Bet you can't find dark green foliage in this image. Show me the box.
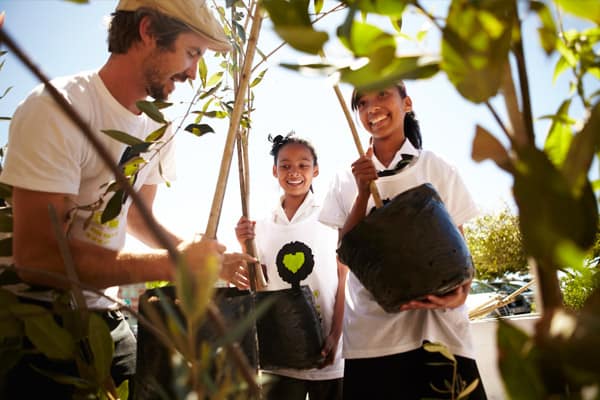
[464,207,528,280]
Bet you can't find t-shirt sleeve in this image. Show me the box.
[0,91,85,194]
[318,172,349,229]
[432,157,479,226]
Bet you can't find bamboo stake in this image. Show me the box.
[236,130,267,290]
[332,84,384,208]
[205,7,264,238]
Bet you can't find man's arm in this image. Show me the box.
[12,187,221,289]
[127,184,182,249]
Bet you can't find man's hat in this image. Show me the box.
[116,0,231,52]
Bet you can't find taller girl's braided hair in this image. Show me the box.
[350,82,423,150]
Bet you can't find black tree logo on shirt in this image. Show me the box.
[275,241,314,289]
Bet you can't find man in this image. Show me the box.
[0,0,252,396]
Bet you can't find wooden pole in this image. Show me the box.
[205,8,264,238]
[332,84,384,208]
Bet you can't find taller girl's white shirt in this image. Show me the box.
[319,140,479,360]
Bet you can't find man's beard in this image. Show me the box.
[147,82,167,101]
[143,52,170,101]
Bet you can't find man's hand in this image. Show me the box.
[177,238,254,289]
[221,252,253,290]
[399,280,472,311]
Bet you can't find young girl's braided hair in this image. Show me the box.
[350,82,423,150]
[268,131,318,166]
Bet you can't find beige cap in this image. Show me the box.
[116,0,231,52]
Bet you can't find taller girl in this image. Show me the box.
[319,82,487,399]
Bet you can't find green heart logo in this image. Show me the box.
[282,252,305,274]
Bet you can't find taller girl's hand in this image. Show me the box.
[351,147,378,195]
[399,280,472,311]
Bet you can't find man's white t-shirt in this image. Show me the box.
[254,191,344,380]
[319,140,479,360]
[0,70,175,309]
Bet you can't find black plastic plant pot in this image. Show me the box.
[255,285,324,370]
[134,286,257,400]
[337,183,474,313]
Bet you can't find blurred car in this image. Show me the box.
[466,280,512,318]
[488,280,534,314]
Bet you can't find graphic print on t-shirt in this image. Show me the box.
[275,241,315,289]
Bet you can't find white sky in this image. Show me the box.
[0,0,597,252]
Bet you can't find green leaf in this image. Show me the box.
[87,313,114,382]
[543,99,573,167]
[250,69,267,88]
[262,0,328,54]
[129,142,152,158]
[151,100,173,110]
[199,82,222,100]
[513,147,598,264]
[497,320,545,399]
[101,190,124,224]
[340,53,439,92]
[313,0,323,14]
[144,124,169,142]
[185,123,215,137]
[555,0,600,25]
[552,56,571,83]
[10,303,76,360]
[338,20,396,57]
[274,26,328,54]
[198,56,208,87]
[458,378,480,399]
[263,0,312,26]
[471,124,510,170]
[441,0,515,103]
[116,379,130,400]
[206,71,223,88]
[353,0,408,17]
[233,20,246,43]
[423,341,456,362]
[101,130,145,146]
[530,1,557,55]
[136,100,167,124]
[0,86,12,100]
[121,156,147,177]
[562,102,600,193]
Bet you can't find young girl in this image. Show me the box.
[318,82,487,399]
[235,133,345,400]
